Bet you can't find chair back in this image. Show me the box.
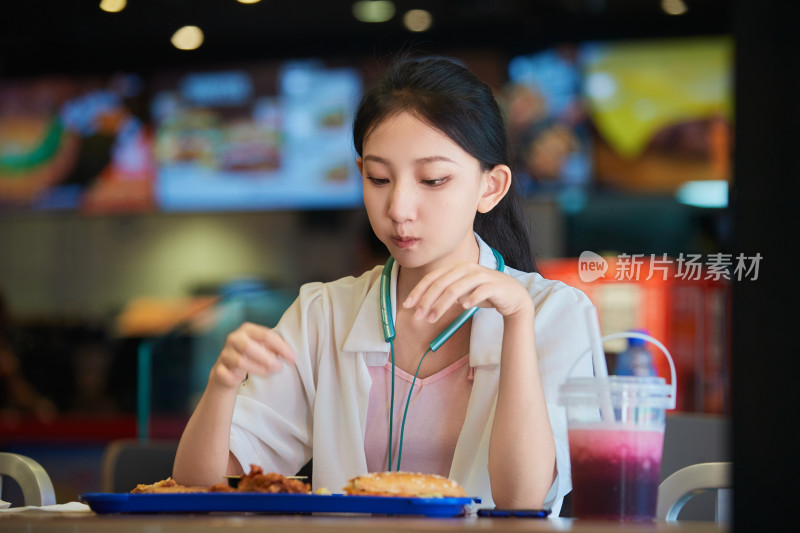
[657,461,732,522]
[102,439,178,493]
[0,452,56,506]
[659,414,731,521]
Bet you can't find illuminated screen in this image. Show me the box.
[0,74,155,213]
[579,37,733,193]
[505,46,593,194]
[506,37,733,196]
[151,61,363,211]
[0,60,364,214]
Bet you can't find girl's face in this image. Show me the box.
[358,112,497,272]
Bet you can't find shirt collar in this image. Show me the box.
[341,233,505,367]
[340,266,389,358]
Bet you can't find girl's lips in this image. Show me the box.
[392,236,419,249]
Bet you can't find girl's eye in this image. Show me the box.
[366,176,389,185]
[422,177,449,187]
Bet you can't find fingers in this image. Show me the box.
[403,264,532,321]
[213,323,296,387]
[404,264,489,323]
[240,322,296,364]
[403,264,469,309]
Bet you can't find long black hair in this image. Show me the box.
[352,56,536,272]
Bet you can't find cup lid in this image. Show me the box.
[559,375,674,409]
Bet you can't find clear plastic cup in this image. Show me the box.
[559,332,677,521]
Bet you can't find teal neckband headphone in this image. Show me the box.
[379,246,505,471]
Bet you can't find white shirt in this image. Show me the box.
[229,234,595,515]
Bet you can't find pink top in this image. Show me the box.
[364,354,474,477]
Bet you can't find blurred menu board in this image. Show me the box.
[505,46,593,194]
[580,37,733,193]
[0,60,363,214]
[505,37,733,196]
[151,61,363,211]
[0,74,155,213]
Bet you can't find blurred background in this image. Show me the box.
[1,0,738,508]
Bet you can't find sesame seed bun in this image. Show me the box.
[343,471,466,498]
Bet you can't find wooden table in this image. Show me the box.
[0,512,728,533]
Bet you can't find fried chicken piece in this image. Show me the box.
[208,482,235,492]
[129,465,310,494]
[235,464,310,493]
[131,477,209,493]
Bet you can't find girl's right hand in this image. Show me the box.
[210,322,296,390]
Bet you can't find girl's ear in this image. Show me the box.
[477,164,512,213]
[356,157,364,174]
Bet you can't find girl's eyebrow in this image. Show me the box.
[415,156,459,166]
[363,155,390,164]
[363,155,459,166]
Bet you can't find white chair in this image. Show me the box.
[660,414,731,520]
[0,452,56,507]
[657,461,732,522]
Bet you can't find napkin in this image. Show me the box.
[0,501,91,513]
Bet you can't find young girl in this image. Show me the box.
[173,56,595,514]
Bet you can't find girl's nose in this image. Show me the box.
[387,181,416,223]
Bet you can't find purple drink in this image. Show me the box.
[568,426,664,521]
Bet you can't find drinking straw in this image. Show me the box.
[585,306,615,422]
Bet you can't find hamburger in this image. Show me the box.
[343,471,466,498]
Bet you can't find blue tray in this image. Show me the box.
[79,492,480,517]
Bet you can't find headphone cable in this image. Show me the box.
[388,340,396,471]
[394,346,432,471]
[382,247,504,472]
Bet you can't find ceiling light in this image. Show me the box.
[352,1,395,23]
[171,26,204,51]
[661,0,688,16]
[237,0,262,4]
[99,0,127,13]
[403,9,432,32]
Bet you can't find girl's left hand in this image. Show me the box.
[402,262,533,322]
